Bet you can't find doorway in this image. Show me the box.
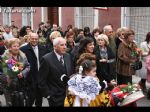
[47,7,58,26]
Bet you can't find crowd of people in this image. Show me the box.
[0,21,149,107]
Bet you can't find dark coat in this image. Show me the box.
[20,43,47,87]
[115,37,122,50]
[66,42,75,54]
[45,42,53,53]
[0,46,6,55]
[70,45,79,73]
[94,45,115,83]
[37,51,73,105]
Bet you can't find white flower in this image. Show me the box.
[12,66,19,72]
[5,60,8,63]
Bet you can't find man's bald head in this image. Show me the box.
[30,33,38,37]
[29,33,39,46]
[103,25,113,33]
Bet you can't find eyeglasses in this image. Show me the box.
[108,31,113,33]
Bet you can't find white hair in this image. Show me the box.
[103,25,112,33]
[53,37,66,46]
[96,34,109,45]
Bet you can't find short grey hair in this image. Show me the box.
[103,25,112,33]
[53,37,66,46]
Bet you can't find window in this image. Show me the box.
[2,7,11,26]
[22,7,32,27]
[123,7,150,45]
[75,7,95,30]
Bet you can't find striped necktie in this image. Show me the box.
[60,56,64,66]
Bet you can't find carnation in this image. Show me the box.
[12,66,19,72]
[5,60,8,63]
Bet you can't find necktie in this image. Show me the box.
[33,46,40,70]
[60,56,64,66]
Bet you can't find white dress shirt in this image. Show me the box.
[54,50,64,65]
[32,45,40,70]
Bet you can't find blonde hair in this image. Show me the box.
[116,27,129,37]
[23,35,30,43]
[96,34,109,45]
[8,38,21,48]
[49,31,61,40]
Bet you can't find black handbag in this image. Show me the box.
[131,59,142,70]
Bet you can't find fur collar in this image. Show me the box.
[2,49,26,60]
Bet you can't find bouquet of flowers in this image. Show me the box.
[0,58,24,78]
[131,47,142,57]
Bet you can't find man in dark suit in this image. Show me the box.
[38,37,73,106]
[20,33,47,106]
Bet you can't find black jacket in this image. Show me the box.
[37,51,73,98]
[20,43,47,87]
[94,45,115,83]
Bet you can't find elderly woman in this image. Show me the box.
[116,29,140,85]
[115,27,129,50]
[1,38,30,106]
[94,34,116,85]
[45,31,61,53]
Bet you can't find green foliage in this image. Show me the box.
[119,82,134,93]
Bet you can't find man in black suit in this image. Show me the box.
[20,33,47,106]
[38,37,73,106]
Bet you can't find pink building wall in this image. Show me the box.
[61,7,75,32]
[33,7,41,31]
[0,7,121,33]
[11,7,22,29]
[98,7,121,31]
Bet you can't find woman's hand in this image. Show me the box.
[17,73,23,78]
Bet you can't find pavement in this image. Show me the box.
[0,75,150,107]
[132,75,150,107]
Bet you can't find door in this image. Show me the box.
[47,7,58,26]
